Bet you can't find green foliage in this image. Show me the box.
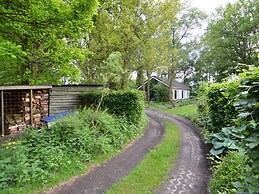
[198,66,259,193]
[0,0,98,84]
[230,66,259,192]
[0,108,146,190]
[209,151,250,194]
[196,81,239,133]
[80,90,145,125]
[83,0,179,89]
[206,82,239,133]
[201,0,259,81]
[97,51,123,89]
[150,83,169,102]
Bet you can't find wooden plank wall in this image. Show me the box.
[49,85,103,115]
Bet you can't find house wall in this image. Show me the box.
[49,85,103,115]
[173,89,190,100]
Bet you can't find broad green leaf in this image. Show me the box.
[210,147,225,156]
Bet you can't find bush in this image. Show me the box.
[209,151,249,194]
[206,82,238,133]
[0,108,146,189]
[150,83,169,102]
[199,66,259,193]
[80,90,145,125]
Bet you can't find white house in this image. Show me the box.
[138,76,191,101]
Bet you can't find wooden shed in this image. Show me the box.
[49,84,103,115]
[0,85,52,136]
[0,84,103,137]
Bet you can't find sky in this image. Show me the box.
[188,0,237,14]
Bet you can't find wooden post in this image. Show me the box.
[1,91,4,137]
[30,89,33,126]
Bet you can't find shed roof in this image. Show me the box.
[0,85,52,91]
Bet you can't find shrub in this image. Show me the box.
[80,90,145,125]
[200,66,259,193]
[209,151,249,194]
[150,83,169,102]
[0,107,146,189]
[206,82,238,133]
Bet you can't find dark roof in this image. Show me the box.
[138,76,191,90]
[0,85,52,90]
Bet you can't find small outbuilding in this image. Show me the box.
[0,85,52,136]
[138,76,191,101]
[0,84,103,137]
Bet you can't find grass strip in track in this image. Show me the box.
[106,121,180,194]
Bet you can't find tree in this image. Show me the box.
[98,51,123,89]
[168,5,206,102]
[0,0,98,85]
[202,0,259,81]
[82,0,179,91]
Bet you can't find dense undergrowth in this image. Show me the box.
[195,66,259,193]
[0,90,146,193]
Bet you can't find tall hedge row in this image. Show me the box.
[206,83,238,133]
[197,66,259,193]
[80,90,145,125]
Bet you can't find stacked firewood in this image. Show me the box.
[32,90,49,128]
[6,90,49,134]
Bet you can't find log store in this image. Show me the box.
[0,85,52,136]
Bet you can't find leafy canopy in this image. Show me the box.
[0,0,98,85]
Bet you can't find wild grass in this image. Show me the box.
[149,102,198,117]
[0,108,147,194]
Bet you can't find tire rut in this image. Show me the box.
[44,114,165,194]
[146,110,211,194]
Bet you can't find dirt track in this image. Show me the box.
[44,110,210,194]
[147,110,211,194]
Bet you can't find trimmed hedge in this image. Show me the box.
[206,83,238,133]
[80,90,145,125]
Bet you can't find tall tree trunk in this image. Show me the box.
[146,71,151,103]
[169,50,178,105]
[136,66,144,88]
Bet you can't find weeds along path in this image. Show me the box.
[45,110,210,194]
[45,113,165,194]
[146,110,211,194]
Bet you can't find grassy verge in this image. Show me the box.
[106,121,180,194]
[1,152,117,194]
[149,103,198,117]
[0,109,147,194]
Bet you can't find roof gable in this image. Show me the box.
[138,76,191,90]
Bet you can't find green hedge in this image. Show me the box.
[198,66,259,193]
[206,83,238,133]
[209,151,249,194]
[80,90,145,125]
[150,83,169,102]
[197,82,238,133]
